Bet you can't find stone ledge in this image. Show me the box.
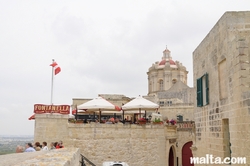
[35,113,70,119]
[68,123,166,129]
[0,151,45,166]
[0,148,80,166]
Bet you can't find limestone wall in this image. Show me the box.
[176,131,194,166]
[159,106,194,122]
[193,11,250,165]
[34,114,178,166]
[34,113,69,143]
[68,123,167,166]
[0,148,80,166]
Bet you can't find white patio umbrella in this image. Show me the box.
[77,96,121,121]
[122,96,159,119]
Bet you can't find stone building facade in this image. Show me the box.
[192,11,250,165]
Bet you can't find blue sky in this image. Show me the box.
[0,0,249,135]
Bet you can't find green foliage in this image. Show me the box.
[0,151,14,155]
[68,118,76,123]
[153,118,162,123]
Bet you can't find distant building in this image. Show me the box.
[147,46,189,95]
[145,47,195,122]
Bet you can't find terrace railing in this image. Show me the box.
[80,154,96,166]
[176,121,195,131]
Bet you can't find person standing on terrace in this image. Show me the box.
[24,143,35,152]
[16,145,24,153]
[50,142,55,150]
[42,142,49,151]
[34,142,41,151]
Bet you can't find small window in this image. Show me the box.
[159,101,164,106]
[167,101,172,106]
[177,115,183,122]
[159,80,164,91]
[172,79,177,84]
[197,73,209,107]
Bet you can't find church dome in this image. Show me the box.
[159,60,166,65]
[159,59,176,66]
[157,47,177,68]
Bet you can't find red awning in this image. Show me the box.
[28,114,35,120]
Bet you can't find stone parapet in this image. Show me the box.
[67,123,172,166]
[0,148,80,166]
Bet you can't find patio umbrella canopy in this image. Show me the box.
[122,96,159,110]
[77,96,121,121]
[122,96,159,119]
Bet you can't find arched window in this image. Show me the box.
[172,79,177,84]
[159,80,164,91]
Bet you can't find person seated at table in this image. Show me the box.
[115,118,120,123]
[105,119,113,124]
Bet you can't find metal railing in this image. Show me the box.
[80,154,96,166]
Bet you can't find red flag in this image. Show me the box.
[50,61,61,75]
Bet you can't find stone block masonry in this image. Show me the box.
[193,11,250,166]
[34,114,178,166]
[0,148,80,166]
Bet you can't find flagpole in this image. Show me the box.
[51,59,54,105]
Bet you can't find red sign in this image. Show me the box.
[34,104,70,114]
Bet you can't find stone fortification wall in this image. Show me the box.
[34,113,69,144]
[68,123,167,166]
[34,114,177,166]
[193,11,250,165]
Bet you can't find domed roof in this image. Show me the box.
[159,60,166,65]
[159,59,176,66]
